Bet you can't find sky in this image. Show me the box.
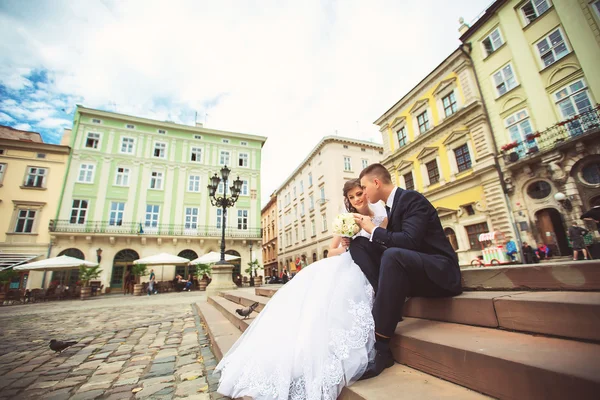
[0,0,491,206]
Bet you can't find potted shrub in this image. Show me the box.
[245,260,264,287]
[131,263,148,296]
[195,263,212,291]
[79,265,103,300]
[0,269,17,303]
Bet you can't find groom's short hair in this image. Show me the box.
[360,163,392,184]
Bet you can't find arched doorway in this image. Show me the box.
[312,252,317,263]
[444,228,459,251]
[176,249,198,278]
[535,208,569,256]
[52,248,85,286]
[323,249,329,259]
[111,249,140,292]
[226,250,241,281]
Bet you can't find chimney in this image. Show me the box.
[458,17,470,36]
[195,122,204,128]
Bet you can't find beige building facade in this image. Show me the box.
[460,0,600,257]
[0,125,70,289]
[275,136,383,273]
[261,193,278,277]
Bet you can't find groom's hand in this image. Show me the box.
[353,213,375,234]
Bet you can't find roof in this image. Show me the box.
[274,135,383,195]
[76,105,268,147]
[459,0,507,42]
[0,125,43,142]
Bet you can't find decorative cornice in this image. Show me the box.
[409,99,430,114]
[443,129,470,146]
[417,147,438,160]
[433,77,457,96]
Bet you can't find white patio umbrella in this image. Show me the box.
[133,252,191,281]
[189,251,240,265]
[14,255,98,271]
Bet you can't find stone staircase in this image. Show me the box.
[196,260,600,399]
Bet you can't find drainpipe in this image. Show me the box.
[459,43,524,263]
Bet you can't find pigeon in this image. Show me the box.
[235,302,259,319]
[49,339,77,353]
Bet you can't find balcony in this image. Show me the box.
[502,106,600,165]
[49,220,262,239]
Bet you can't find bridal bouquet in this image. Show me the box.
[332,213,360,237]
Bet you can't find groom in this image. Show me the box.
[351,163,462,379]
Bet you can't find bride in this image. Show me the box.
[215,179,388,400]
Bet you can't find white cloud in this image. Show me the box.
[13,122,31,130]
[0,0,491,203]
[0,112,14,122]
[36,117,71,129]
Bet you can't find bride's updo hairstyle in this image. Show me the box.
[343,178,362,213]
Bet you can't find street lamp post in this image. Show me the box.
[206,165,243,292]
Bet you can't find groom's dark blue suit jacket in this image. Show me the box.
[371,187,462,293]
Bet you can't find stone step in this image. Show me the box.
[404,291,600,342]
[393,318,600,400]
[198,297,490,399]
[220,290,267,313]
[207,295,256,333]
[248,288,600,342]
[462,260,600,290]
[255,285,281,297]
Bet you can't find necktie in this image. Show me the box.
[385,205,391,218]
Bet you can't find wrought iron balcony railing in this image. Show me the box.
[49,220,262,238]
[502,105,600,164]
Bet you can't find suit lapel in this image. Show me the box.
[387,188,402,230]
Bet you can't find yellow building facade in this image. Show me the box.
[460,0,600,257]
[375,49,516,266]
[261,192,278,277]
[0,126,70,289]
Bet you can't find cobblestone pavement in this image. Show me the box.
[0,292,227,400]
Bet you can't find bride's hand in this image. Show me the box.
[352,213,375,234]
[341,237,351,249]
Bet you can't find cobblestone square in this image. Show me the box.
[0,292,225,400]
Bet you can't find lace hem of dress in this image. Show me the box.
[217,283,375,400]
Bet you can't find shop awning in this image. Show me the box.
[0,253,41,272]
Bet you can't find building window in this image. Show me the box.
[92,118,101,124]
[417,111,430,134]
[464,205,476,216]
[153,142,166,158]
[493,64,518,97]
[219,150,230,166]
[521,0,551,25]
[15,209,36,233]
[237,209,248,230]
[120,137,135,154]
[184,207,199,229]
[482,28,504,57]
[115,167,130,186]
[194,134,202,140]
[581,162,600,185]
[527,181,552,199]
[109,202,125,226]
[555,80,593,119]
[320,186,325,201]
[222,138,229,144]
[77,164,95,183]
[362,159,369,169]
[294,227,299,243]
[426,160,440,184]
[442,92,458,117]
[190,147,202,162]
[444,227,459,251]
[505,109,534,142]
[0,163,6,184]
[343,145,348,149]
[309,195,314,210]
[321,213,328,232]
[37,153,46,159]
[157,129,166,134]
[188,175,201,192]
[145,205,160,229]
[397,126,408,147]
[536,28,569,68]
[454,144,472,172]
[150,171,163,190]
[85,132,100,149]
[126,124,135,129]
[240,141,248,146]
[216,209,223,229]
[466,222,489,250]
[404,172,414,191]
[70,200,88,224]
[300,201,305,216]
[301,224,306,240]
[240,180,249,196]
[311,219,316,236]
[299,180,304,194]
[308,172,313,186]
[24,166,47,188]
[593,0,600,19]
[238,153,249,167]
[344,156,352,171]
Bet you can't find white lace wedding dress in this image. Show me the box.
[215,204,386,400]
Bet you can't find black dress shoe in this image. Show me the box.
[359,347,395,380]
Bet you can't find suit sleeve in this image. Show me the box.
[371,191,430,250]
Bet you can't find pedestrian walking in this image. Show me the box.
[148,269,157,295]
[568,222,590,261]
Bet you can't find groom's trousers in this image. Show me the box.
[350,237,457,338]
